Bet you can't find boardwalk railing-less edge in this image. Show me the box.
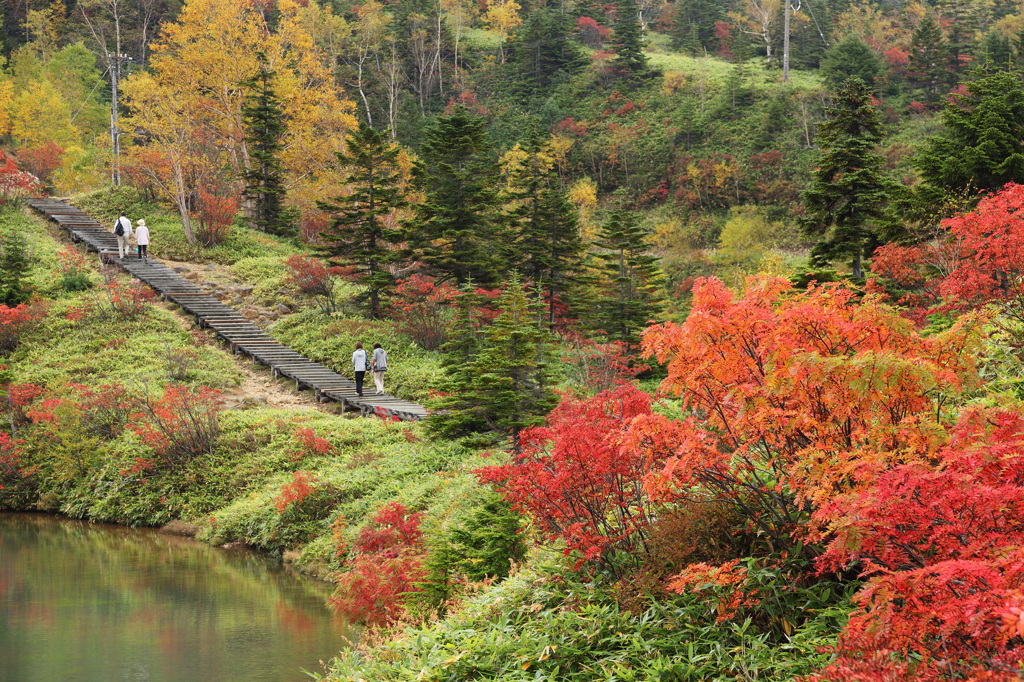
[25,197,427,422]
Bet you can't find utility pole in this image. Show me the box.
[782,0,800,83]
[108,53,135,186]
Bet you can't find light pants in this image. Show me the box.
[116,234,131,258]
[373,370,386,394]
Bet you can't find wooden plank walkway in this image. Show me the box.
[24,197,427,422]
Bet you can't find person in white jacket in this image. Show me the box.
[351,342,369,397]
[113,213,132,259]
[135,219,151,263]
[372,343,388,395]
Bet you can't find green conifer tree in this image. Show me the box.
[450,494,526,581]
[241,55,296,237]
[317,121,407,319]
[819,34,884,92]
[612,0,652,83]
[0,228,32,306]
[429,277,556,451]
[406,107,504,286]
[413,532,460,618]
[504,132,588,327]
[593,207,664,351]
[506,4,585,99]
[907,16,947,106]
[801,77,895,279]
[915,70,1024,201]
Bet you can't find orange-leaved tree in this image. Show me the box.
[638,276,983,554]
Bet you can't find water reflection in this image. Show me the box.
[0,513,354,682]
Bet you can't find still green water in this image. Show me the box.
[0,513,355,682]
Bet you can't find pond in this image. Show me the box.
[0,513,354,682]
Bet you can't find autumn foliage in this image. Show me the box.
[128,385,222,470]
[330,502,426,627]
[285,255,351,313]
[0,152,39,204]
[478,385,672,572]
[872,182,1024,321]
[0,302,45,354]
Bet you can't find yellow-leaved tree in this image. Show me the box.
[122,0,357,243]
[483,0,522,63]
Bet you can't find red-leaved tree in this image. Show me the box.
[285,255,352,314]
[330,502,426,626]
[0,302,45,354]
[388,274,457,350]
[872,183,1024,323]
[478,385,673,573]
[808,405,1024,681]
[194,188,237,247]
[0,152,39,204]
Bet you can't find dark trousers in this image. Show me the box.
[137,244,148,259]
[354,371,365,396]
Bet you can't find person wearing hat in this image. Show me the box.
[135,219,150,263]
[112,212,133,260]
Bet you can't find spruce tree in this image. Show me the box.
[915,70,1024,201]
[801,77,895,279]
[429,277,556,451]
[982,31,1013,71]
[593,207,664,351]
[317,121,407,319]
[819,35,884,92]
[907,16,947,106]
[450,493,526,580]
[241,55,296,237]
[0,228,32,306]
[504,132,588,327]
[611,0,652,83]
[506,4,585,99]
[406,107,504,286]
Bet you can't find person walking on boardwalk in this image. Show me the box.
[352,342,370,397]
[135,219,150,263]
[113,213,132,260]
[371,343,388,395]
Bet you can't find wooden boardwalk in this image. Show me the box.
[24,197,427,421]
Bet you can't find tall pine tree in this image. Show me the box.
[915,70,1024,202]
[429,276,556,451]
[317,121,407,319]
[504,132,588,327]
[801,77,895,279]
[241,55,296,237]
[506,3,585,100]
[593,207,664,351]
[612,0,653,84]
[406,107,504,286]
[907,16,947,107]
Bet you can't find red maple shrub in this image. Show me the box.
[808,405,1024,681]
[872,182,1024,323]
[638,276,981,551]
[290,427,334,461]
[18,142,63,184]
[388,274,457,350]
[560,334,640,393]
[194,189,237,247]
[0,152,39,204]
[129,385,222,469]
[285,255,351,313]
[0,432,31,501]
[0,303,45,354]
[274,470,319,512]
[478,384,672,573]
[329,502,426,626]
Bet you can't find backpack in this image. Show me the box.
[364,352,373,372]
[114,219,124,237]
